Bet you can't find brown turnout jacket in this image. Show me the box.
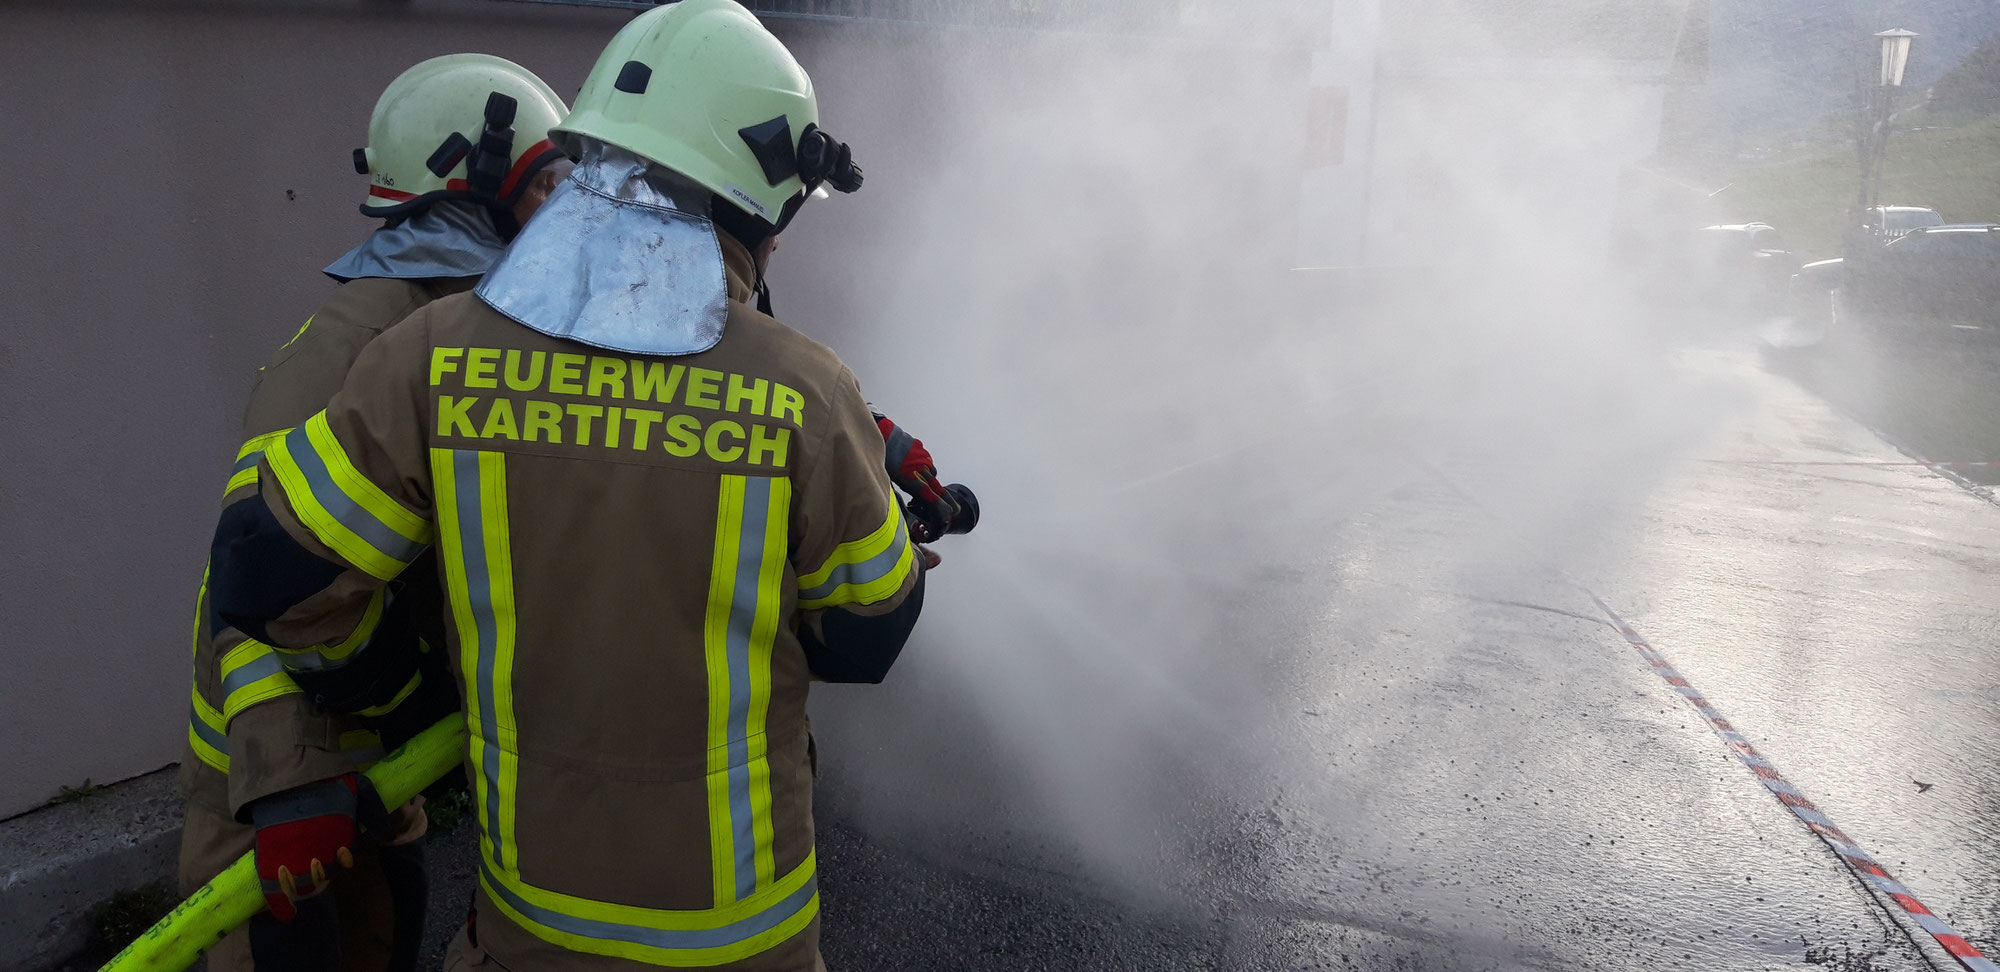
[181,276,472,818]
[249,237,916,970]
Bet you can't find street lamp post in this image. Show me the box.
[1855,29,1919,233]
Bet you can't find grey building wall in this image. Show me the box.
[0,0,1309,818]
[0,0,631,818]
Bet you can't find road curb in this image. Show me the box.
[0,766,182,972]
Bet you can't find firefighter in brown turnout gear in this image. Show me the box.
[179,54,570,971]
[207,3,929,968]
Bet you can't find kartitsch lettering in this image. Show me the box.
[429,346,800,469]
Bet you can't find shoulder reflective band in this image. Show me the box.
[267,411,432,580]
[225,428,292,499]
[705,475,791,905]
[795,502,912,610]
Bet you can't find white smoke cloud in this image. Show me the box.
[788,0,1739,921]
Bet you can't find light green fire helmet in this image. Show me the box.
[551,0,863,234]
[355,53,570,218]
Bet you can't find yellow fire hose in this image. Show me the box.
[98,716,467,972]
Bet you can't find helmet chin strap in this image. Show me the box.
[489,205,523,243]
[472,92,527,243]
[707,192,780,315]
[754,272,774,316]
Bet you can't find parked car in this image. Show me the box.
[1848,224,2000,328]
[1788,224,2000,342]
[1781,257,1847,345]
[1692,222,1799,313]
[1858,205,1945,243]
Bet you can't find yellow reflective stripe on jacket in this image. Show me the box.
[280,315,314,351]
[265,587,389,672]
[355,669,423,719]
[438,451,813,965]
[703,476,791,905]
[188,689,385,772]
[480,848,819,967]
[267,411,432,580]
[434,448,522,873]
[223,428,293,498]
[187,569,229,772]
[745,480,789,895]
[183,559,396,775]
[225,467,258,497]
[188,690,230,773]
[339,729,386,766]
[218,640,302,722]
[795,503,913,610]
[240,430,292,463]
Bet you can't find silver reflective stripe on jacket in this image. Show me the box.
[475,143,729,357]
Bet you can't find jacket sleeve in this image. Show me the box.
[790,367,923,682]
[204,294,451,817]
[209,310,438,674]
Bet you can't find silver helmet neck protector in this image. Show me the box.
[323,200,511,283]
[474,143,729,357]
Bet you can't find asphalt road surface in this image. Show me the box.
[404,332,1997,971]
[1771,310,2000,487]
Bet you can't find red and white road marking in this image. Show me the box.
[1583,592,1997,972]
[1700,459,2000,469]
[1420,454,1994,966]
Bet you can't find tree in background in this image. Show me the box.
[1928,33,2000,121]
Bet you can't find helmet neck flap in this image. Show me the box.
[323,200,511,284]
[474,141,731,357]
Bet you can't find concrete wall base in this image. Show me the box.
[0,767,182,972]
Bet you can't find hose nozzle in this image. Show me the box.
[906,482,979,543]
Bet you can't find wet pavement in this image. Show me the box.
[411,334,1997,971]
[1770,312,2000,488]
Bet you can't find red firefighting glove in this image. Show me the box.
[874,412,942,503]
[249,774,359,922]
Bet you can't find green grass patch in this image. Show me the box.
[48,779,107,806]
[426,786,474,837]
[1715,113,2000,260]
